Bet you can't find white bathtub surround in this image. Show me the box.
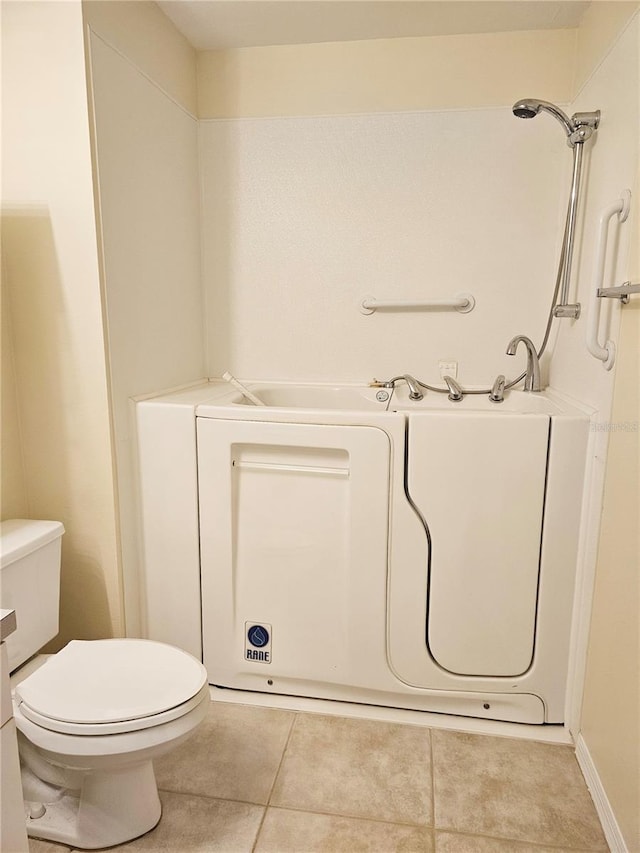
[199,108,566,386]
[86,30,204,638]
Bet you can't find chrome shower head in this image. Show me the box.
[512,99,576,137]
[513,100,540,120]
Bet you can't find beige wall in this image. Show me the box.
[580,272,639,851]
[1,259,29,521]
[579,169,639,851]
[574,1,640,92]
[83,0,197,114]
[197,28,575,119]
[573,9,640,850]
[1,0,122,644]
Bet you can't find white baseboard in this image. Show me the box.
[575,733,628,852]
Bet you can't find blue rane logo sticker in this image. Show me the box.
[248,625,269,647]
[245,622,272,663]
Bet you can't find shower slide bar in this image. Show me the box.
[586,190,631,371]
[360,293,475,315]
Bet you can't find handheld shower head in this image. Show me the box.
[512,99,575,137]
[512,100,540,120]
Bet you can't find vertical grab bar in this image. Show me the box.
[586,190,631,370]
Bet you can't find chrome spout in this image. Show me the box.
[506,336,542,392]
[443,375,463,402]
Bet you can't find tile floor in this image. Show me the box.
[28,700,608,853]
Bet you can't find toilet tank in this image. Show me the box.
[0,520,64,672]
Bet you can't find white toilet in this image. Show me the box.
[0,519,209,849]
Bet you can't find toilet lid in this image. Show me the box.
[15,639,208,727]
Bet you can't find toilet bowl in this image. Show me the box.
[0,520,210,850]
[14,638,209,849]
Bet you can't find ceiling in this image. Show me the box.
[157,1,591,51]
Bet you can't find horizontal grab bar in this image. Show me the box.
[360,293,475,315]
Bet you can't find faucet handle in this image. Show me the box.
[443,375,463,402]
[489,375,506,403]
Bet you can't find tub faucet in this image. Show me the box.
[372,375,424,400]
[381,374,424,400]
[443,375,464,402]
[506,335,542,391]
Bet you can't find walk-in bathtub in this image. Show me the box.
[135,380,589,724]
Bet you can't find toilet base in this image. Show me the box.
[23,760,162,849]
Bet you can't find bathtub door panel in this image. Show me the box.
[406,412,549,678]
[197,418,390,688]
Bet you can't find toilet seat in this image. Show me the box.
[15,639,208,736]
